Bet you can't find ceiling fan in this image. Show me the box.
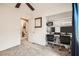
[15,3,35,11]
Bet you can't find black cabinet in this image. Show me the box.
[46,34,55,42]
[60,35,71,45]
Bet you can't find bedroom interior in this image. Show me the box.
[0,3,72,56]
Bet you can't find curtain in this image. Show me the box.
[72,3,79,56]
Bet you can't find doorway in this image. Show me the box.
[20,17,28,41]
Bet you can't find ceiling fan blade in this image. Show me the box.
[15,3,21,8]
[26,3,35,11]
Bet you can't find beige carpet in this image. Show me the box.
[0,39,69,56]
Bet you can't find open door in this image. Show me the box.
[21,17,28,41]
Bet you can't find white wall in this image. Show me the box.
[0,3,32,51]
[28,3,72,45]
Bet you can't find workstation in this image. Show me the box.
[46,11,72,52]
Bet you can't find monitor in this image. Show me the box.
[51,27,55,32]
[60,26,72,33]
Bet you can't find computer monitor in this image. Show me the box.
[51,27,55,32]
[60,26,72,33]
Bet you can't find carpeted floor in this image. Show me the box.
[0,39,70,56]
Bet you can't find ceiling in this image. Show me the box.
[0,3,72,10]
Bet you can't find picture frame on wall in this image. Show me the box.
[35,17,42,28]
